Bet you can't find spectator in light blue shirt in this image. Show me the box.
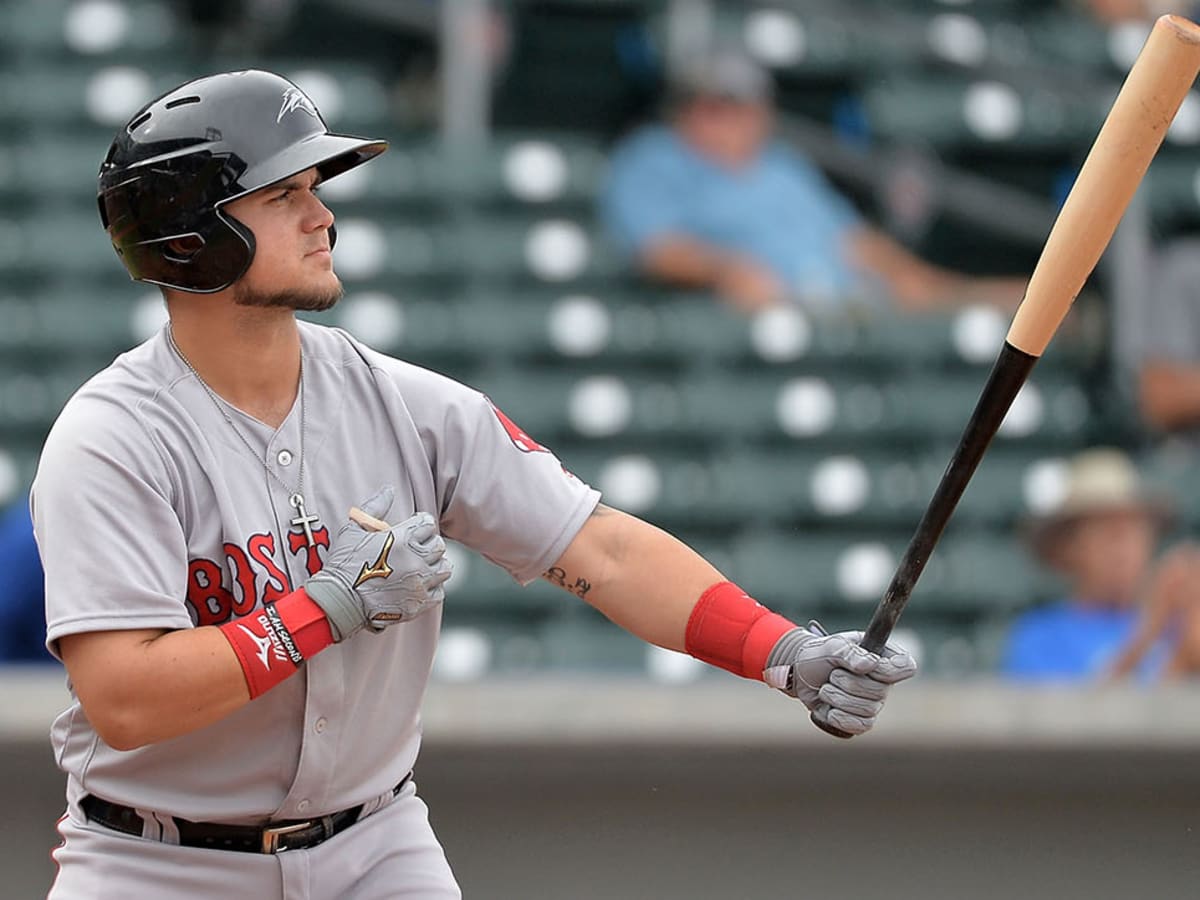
[1003,448,1194,681]
[601,48,1021,314]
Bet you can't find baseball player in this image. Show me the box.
[33,70,916,898]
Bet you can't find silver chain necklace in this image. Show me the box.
[167,326,321,547]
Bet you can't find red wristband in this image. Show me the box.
[684,581,796,680]
[218,588,335,699]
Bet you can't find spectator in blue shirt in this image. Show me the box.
[1003,448,1192,681]
[601,48,1021,314]
[0,497,51,663]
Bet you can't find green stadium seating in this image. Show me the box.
[705,5,923,80]
[860,305,1102,374]
[900,619,1012,678]
[365,134,608,209]
[0,364,95,439]
[0,441,42,507]
[862,76,1113,152]
[727,527,1052,616]
[0,211,123,277]
[439,542,553,615]
[538,614,651,672]
[0,136,112,206]
[1023,11,1128,74]
[0,290,152,357]
[490,0,659,134]
[356,216,622,287]
[0,0,180,60]
[0,0,1134,678]
[462,364,1094,454]
[0,64,184,126]
[1144,152,1200,234]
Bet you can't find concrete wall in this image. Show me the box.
[6,740,1200,899]
[6,675,1200,899]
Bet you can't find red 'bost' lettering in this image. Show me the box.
[224,542,258,617]
[188,528,326,624]
[247,533,291,603]
[287,525,330,576]
[187,558,235,626]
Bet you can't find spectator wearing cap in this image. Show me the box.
[1001,448,1195,681]
[600,47,1022,314]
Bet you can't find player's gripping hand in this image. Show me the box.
[762,623,916,736]
[304,486,453,641]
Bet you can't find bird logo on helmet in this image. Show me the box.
[97,70,388,293]
[277,87,319,124]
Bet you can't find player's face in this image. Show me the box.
[224,167,343,311]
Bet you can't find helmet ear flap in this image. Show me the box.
[163,235,205,263]
[189,208,255,290]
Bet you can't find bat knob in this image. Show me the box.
[810,710,855,740]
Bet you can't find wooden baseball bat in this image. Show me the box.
[815,15,1200,739]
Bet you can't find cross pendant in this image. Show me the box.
[289,493,320,548]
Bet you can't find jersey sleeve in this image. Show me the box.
[32,395,192,658]
[435,389,599,585]
[359,347,601,585]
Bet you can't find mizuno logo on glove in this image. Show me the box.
[354,532,395,588]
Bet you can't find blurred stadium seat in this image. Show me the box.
[861,75,1114,152]
[0,0,179,60]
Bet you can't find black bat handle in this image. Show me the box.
[812,342,1038,739]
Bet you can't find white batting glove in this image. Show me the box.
[305,486,453,641]
[763,622,917,736]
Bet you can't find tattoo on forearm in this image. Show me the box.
[541,505,612,597]
[543,566,592,599]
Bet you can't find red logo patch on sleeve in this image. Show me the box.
[491,402,548,454]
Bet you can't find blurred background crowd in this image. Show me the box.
[6,0,1200,686]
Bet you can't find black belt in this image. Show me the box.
[80,772,412,854]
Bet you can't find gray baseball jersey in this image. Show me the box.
[33,320,599,893]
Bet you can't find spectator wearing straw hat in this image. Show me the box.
[600,47,1022,314]
[1001,447,1193,680]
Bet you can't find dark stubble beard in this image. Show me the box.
[232,277,344,311]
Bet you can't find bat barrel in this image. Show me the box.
[1007,14,1200,358]
[862,13,1200,652]
[816,15,1200,739]
[859,342,1038,654]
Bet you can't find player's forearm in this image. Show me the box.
[62,587,337,750]
[546,506,917,730]
[1139,362,1200,430]
[545,506,723,651]
[61,626,251,751]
